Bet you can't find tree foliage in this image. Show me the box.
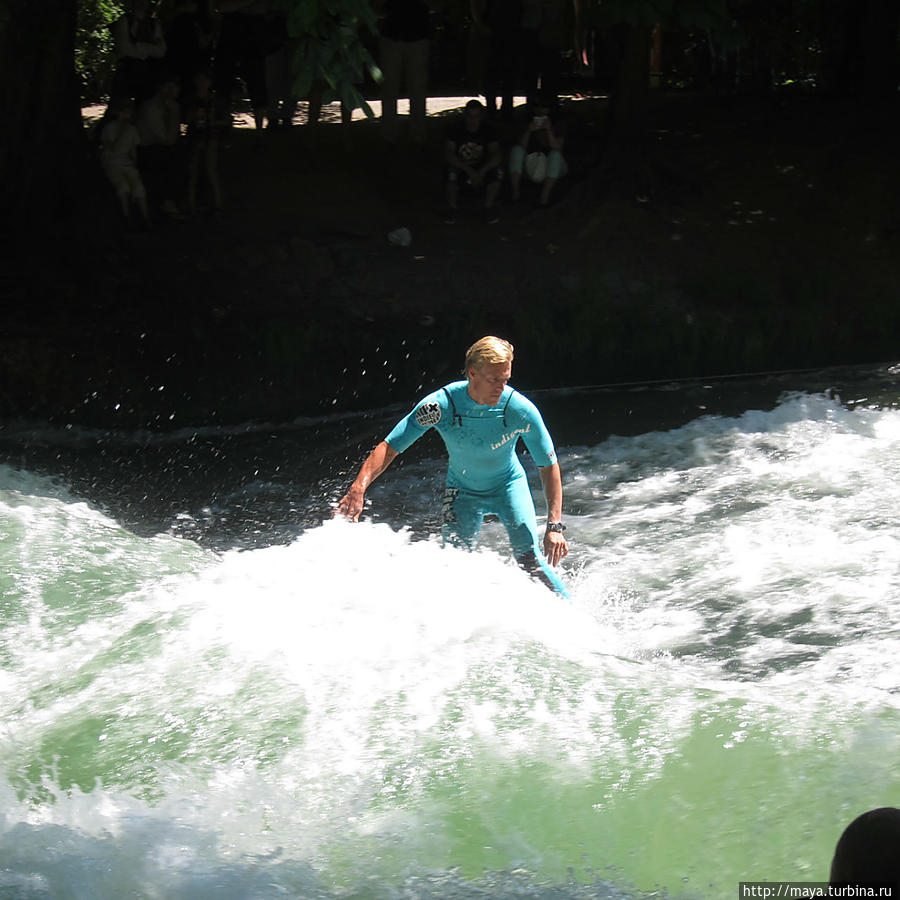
[70,0,899,110]
[76,0,123,102]
[586,0,737,42]
[283,0,382,116]
[73,0,382,111]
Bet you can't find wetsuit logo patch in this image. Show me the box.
[415,402,442,427]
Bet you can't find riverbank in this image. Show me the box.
[4,91,900,429]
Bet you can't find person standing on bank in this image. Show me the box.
[337,337,569,596]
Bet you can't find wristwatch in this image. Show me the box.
[545,522,566,533]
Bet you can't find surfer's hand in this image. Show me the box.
[336,488,365,521]
[543,529,568,567]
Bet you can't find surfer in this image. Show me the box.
[337,336,569,595]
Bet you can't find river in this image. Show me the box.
[1,363,898,898]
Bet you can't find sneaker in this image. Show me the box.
[484,207,500,225]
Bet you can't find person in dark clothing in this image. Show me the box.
[214,0,271,131]
[472,0,524,118]
[443,99,503,223]
[136,75,184,219]
[161,0,214,99]
[184,68,224,213]
[110,0,167,105]
[378,0,432,145]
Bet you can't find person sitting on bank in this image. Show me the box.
[337,336,569,596]
[508,93,567,207]
[136,75,183,220]
[443,99,503,224]
[100,97,150,225]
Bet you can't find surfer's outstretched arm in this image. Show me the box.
[337,441,399,521]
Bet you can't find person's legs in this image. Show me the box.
[248,79,266,131]
[445,168,461,217]
[154,144,181,215]
[545,149,567,179]
[380,37,403,142]
[265,47,297,126]
[108,166,132,218]
[508,144,525,199]
[308,80,324,125]
[539,149,567,205]
[405,38,430,145]
[205,138,222,210]
[127,167,150,221]
[482,166,503,220]
[496,29,518,116]
[496,476,569,596]
[441,484,484,550]
[264,49,282,126]
[485,175,501,209]
[483,30,504,115]
[281,96,298,127]
[187,143,201,212]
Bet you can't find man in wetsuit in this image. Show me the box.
[337,336,569,595]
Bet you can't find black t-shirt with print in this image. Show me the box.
[447,121,498,166]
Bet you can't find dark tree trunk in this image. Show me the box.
[0,1,86,232]
[606,22,652,140]
[859,0,900,99]
[737,19,774,95]
[819,0,900,98]
[818,0,859,96]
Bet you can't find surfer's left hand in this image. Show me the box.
[543,530,568,567]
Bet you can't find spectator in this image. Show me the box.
[160,0,214,99]
[184,68,224,214]
[100,97,150,225]
[508,93,567,207]
[471,0,524,119]
[215,0,271,132]
[377,0,432,146]
[519,0,566,101]
[137,75,184,220]
[110,0,167,105]
[264,10,298,129]
[443,99,503,224]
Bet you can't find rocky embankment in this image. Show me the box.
[4,94,899,429]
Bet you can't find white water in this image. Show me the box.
[1,377,899,899]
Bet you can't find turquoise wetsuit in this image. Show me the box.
[385,381,568,596]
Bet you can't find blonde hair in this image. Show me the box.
[464,336,514,373]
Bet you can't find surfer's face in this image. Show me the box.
[467,361,511,406]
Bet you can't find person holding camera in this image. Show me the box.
[508,93,567,207]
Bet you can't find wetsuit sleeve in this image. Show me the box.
[384,390,449,453]
[512,394,557,466]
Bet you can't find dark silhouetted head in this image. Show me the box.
[830,807,900,889]
[464,99,484,131]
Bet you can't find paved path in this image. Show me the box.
[82,95,531,126]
